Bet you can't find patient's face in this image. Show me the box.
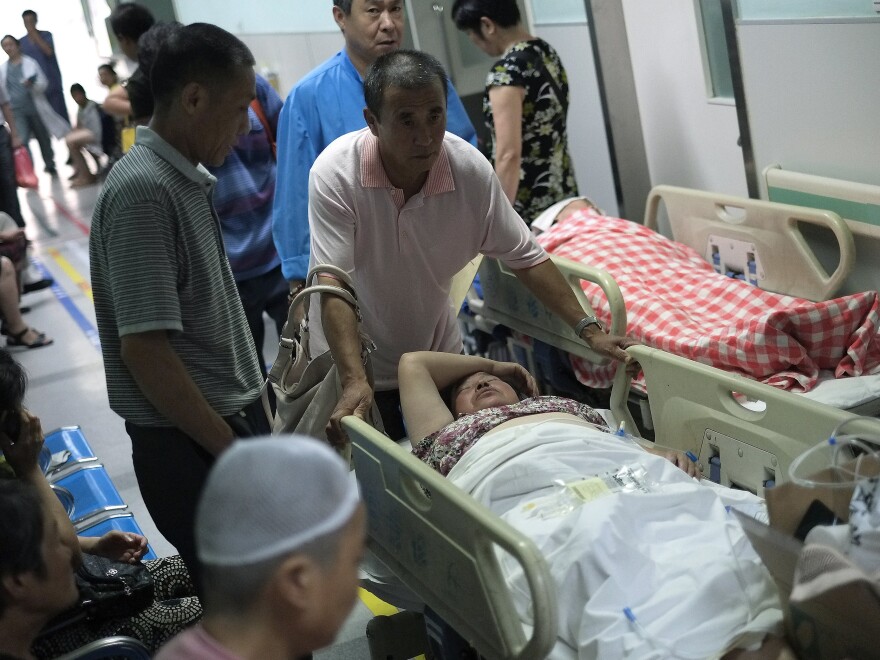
[453,371,520,417]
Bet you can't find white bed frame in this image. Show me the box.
[348,341,880,659]
[644,184,854,301]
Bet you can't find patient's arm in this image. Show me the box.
[398,352,538,445]
[320,275,373,447]
[645,445,699,478]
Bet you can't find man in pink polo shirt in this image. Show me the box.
[308,49,635,443]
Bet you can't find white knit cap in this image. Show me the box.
[196,435,361,566]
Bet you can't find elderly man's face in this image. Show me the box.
[366,79,447,187]
[195,67,255,167]
[334,0,404,73]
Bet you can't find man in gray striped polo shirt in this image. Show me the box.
[89,23,268,587]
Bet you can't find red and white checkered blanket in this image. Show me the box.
[536,209,880,392]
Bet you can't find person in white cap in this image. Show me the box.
[155,436,366,660]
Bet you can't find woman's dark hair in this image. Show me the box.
[451,0,521,34]
[150,23,255,111]
[1,35,20,47]
[0,480,46,616]
[0,349,26,411]
[109,2,155,41]
[363,49,448,120]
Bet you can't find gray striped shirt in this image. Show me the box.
[89,127,262,426]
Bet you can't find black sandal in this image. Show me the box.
[5,327,53,349]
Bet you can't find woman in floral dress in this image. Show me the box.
[452,0,579,224]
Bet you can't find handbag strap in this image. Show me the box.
[305,264,357,293]
[269,265,372,388]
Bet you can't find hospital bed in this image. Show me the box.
[347,341,880,658]
[465,185,880,415]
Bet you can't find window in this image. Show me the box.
[695,0,734,100]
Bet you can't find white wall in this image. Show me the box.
[621,0,748,200]
[237,32,343,98]
[534,24,619,216]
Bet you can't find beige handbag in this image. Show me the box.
[264,265,384,452]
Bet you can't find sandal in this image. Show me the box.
[5,327,53,349]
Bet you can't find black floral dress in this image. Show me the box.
[484,39,578,224]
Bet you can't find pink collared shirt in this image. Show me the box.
[308,128,547,389]
[155,625,244,660]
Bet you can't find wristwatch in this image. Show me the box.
[574,315,603,337]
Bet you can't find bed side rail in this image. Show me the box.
[472,254,626,364]
[613,344,880,494]
[645,184,854,301]
[345,417,558,660]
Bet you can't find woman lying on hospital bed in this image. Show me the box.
[398,351,790,660]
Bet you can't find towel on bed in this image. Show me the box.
[537,209,880,391]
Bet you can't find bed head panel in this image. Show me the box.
[644,184,854,301]
[474,255,626,364]
[345,417,558,660]
[614,344,880,495]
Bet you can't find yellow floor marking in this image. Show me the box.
[47,247,92,302]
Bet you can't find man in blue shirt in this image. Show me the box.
[272,0,478,290]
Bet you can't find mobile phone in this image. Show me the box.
[0,409,22,442]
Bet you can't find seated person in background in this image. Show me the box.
[65,83,102,188]
[0,349,200,657]
[0,479,79,660]
[397,351,791,659]
[0,253,52,349]
[97,63,120,93]
[156,436,365,660]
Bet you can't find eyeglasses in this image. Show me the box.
[455,377,501,396]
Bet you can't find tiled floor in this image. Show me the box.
[16,148,380,658]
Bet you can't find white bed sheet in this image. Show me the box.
[446,420,782,660]
[803,370,880,409]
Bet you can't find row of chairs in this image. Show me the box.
[45,426,157,561]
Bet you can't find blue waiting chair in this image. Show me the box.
[51,464,127,530]
[44,426,100,479]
